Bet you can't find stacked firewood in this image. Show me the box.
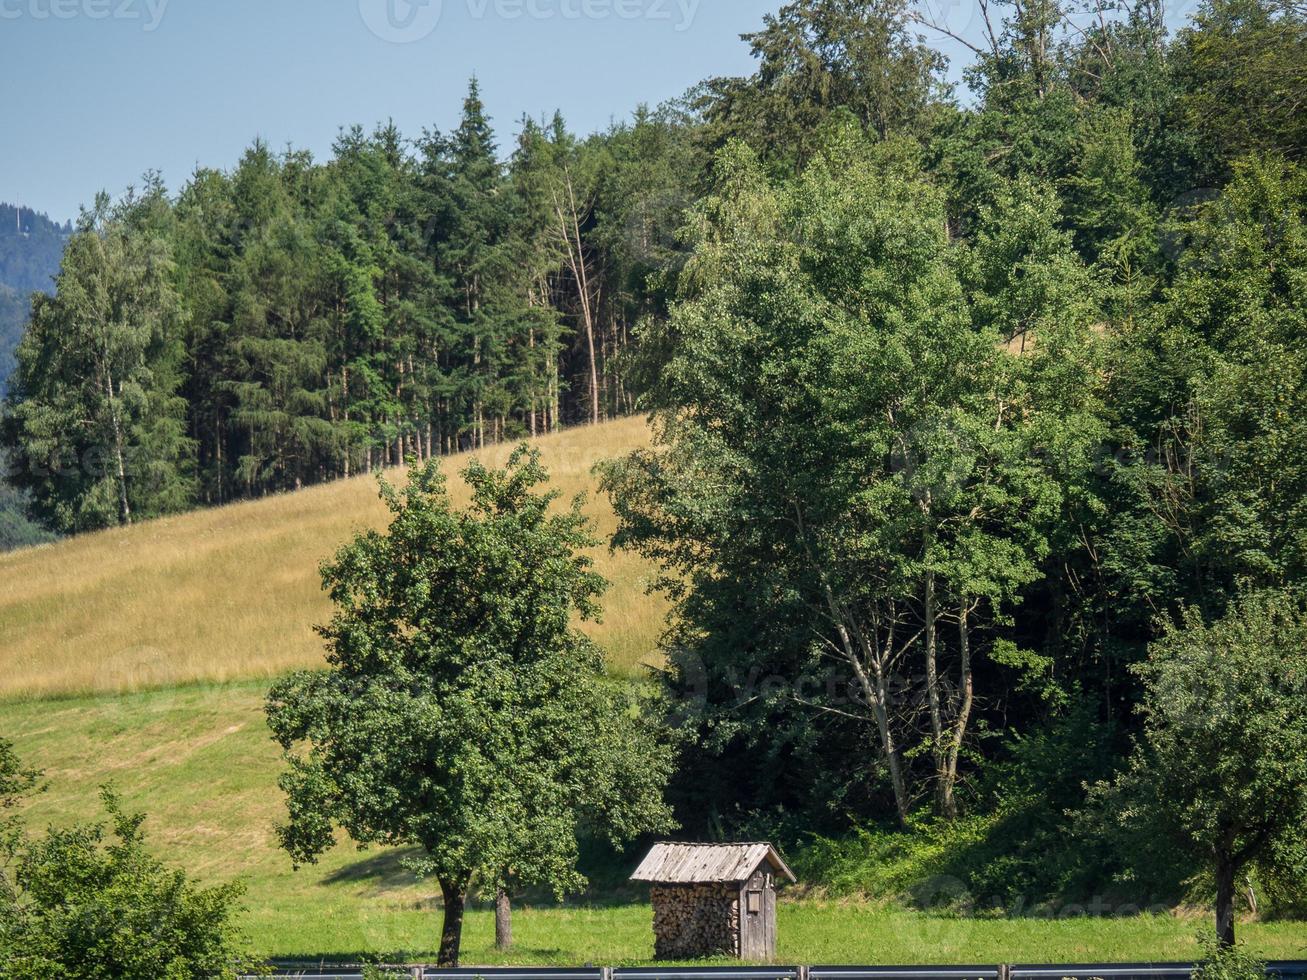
[650,884,739,959]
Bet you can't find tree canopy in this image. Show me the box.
[1097,594,1307,946]
[266,448,675,965]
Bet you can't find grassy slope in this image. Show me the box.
[4,686,1305,963]
[0,417,668,699]
[1,418,1303,963]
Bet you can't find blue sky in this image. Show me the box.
[1,0,792,222]
[0,0,1197,223]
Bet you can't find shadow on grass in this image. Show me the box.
[321,847,430,891]
[321,837,656,910]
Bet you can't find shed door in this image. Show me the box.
[740,871,769,960]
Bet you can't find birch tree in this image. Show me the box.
[2,206,192,533]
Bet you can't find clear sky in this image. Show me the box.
[1,0,796,222]
[0,0,1196,224]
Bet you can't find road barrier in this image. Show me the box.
[256,962,1307,980]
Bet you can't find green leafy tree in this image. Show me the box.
[605,127,1098,824]
[266,447,675,966]
[1173,0,1307,179]
[1193,930,1272,980]
[2,205,194,533]
[0,744,255,980]
[0,737,39,857]
[1061,107,1161,322]
[1105,157,1307,621]
[1096,593,1307,947]
[698,0,948,169]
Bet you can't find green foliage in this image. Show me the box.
[5,0,1307,933]
[0,745,256,980]
[0,464,57,552]
[266,447,675,965]
[2,195,194,534]
[1173,0,1307,180]
[795,706,1121,909]
[606,122,1103,829]
[696,0,949,168]
[1060,107,1162,320]
[1106,157,1307,620]
[0,736,40,857]
[1095,593,1307,944]
[1194,931,1271,980]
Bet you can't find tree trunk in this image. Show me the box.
[798,501,911,826]
[553,170,601,426]
[439,878,468,967]
[495,888,513,950]
[1215,850,1237,949]
[870,654,911,827]
[923,562,946,815]
[941,602,975,821]
[101,361,133,526]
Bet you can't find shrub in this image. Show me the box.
[1193,931,1269,980]
[1,780,259,980]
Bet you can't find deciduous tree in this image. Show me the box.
[266,448,675,966]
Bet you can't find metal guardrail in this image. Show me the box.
[809,968,999,980]
[262,968,606,980]
[255,963,1307,980]
[1010,965,1307,980]
[614,969,799,980]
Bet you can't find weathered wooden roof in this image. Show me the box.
[630,842,797,884]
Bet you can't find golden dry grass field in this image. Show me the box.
[0,417,668,700]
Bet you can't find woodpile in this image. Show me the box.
[650,883,740,959]
[632,842,795,961]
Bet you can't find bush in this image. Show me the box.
[1193,932,1268,980]
[1,778,259,980]
[792,706,1137,912]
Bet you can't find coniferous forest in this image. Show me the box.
[3,0,1307,955]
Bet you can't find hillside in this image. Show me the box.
[5,685,1307,961]
[0,417,668,700]
[0,203,67,391]
[0,203,70,297]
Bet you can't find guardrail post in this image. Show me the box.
[798,965,809,980]
[410,966,423,980]
[999,963,1011,980]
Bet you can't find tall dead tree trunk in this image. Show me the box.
[552,168,601,426]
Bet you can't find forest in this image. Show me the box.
[2,0,1306,958]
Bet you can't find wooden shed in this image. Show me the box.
[631,842,795,961]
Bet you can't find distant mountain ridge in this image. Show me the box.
[0,203,70,550]
[0,203,71,296]
[0,202,70,390]
[0,284,27,388]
